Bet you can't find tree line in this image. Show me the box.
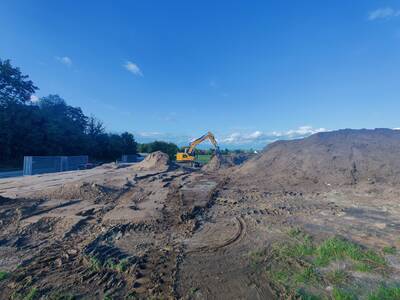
[0,58,178,169]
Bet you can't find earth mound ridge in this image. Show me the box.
[235,128,400,191]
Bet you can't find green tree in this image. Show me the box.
[120,132,137,155]
[0,58,38,106]
[138,141,179,159]
[0,58,145,168]
[0,59,39,166]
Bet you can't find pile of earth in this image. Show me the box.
[202,153,251,172]
[131,151,170,172]
[34,182,117,203]
[234,128,400,191]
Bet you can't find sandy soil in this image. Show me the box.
[1,133,400,299]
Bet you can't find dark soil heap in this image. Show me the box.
[235,129,400,191]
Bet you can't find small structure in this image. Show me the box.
[121,154,138,163]
[23,156,89,176]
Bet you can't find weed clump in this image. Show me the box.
[252,229,390,299]
[315,237,386,272]
[0,271,9,281]
[382,246,397,255]
[367,284,400,300]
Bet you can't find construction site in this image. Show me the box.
[1,128,400,299]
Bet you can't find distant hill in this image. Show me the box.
[234,129,400,191]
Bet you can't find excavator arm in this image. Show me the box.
[187,131,219,154]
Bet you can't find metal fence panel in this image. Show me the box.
[121,154,138,163]
[23,156,88,175]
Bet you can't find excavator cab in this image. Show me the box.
[175,151,195,162]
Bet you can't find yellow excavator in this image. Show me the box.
[176,131,219,166]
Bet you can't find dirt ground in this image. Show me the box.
[1,140,400,299]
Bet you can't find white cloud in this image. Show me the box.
[56,56,72,67]
[368,7,400,21]
[220,126,328,145]
[137,131,162,137]
[278,125,328,138]
[124,61,143,76]
[30,95,39,103]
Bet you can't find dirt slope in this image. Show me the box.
[235,128,400,191]
[131,151,170,172]
[202,153,252,172]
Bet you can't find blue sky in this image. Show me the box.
[1,1,400,149]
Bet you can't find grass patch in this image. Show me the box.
[89,256,102,272]
[50,293,76,300]
[106,258,129,273]
[314,237,386,272]
[249,249,267,269]
[332,288,357,300]
[288,227,302,238]
[259,229,389,299]
[0,271,9,281]
[326,269,349,286]
[383,246,397,255]
[195,154,212,164]
[115,259,129,272]
[125,292,139,299]
[24,287,38,300]
[188,287,199,295]
[295,266,321,284]
[265,240,322,294]
[295,288,323,300]
[368,285,400,300]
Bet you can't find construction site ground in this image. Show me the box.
[0,148,400,299]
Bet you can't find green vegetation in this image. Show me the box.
[115,259,129,272]
[368,285,400,300]
[196,154,212,164]
[0,58,137,169]
[0,271,9,281]
[332,288,357,300]
[138,141,179,160]
[295,266,321,284]
[251,229,390,299]
[89,256,102,272]
[50,293,75,300]
[326,269,349,286]
[125,291,139,299]
[188,287,199,295]
[383,246,397,255]
[106,258,129,273]
[295,288,323,300]
[24,287,38,300]
[249,249,267,269]
[315,237,386,272]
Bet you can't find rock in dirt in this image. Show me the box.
[131,151,170,172]
[235,128,400,191]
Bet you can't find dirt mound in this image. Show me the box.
[235,129,400,191]
[35,182,117,203]
[131,151,170,172]
[202,153,251,172]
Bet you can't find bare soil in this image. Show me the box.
[1,129,400,299]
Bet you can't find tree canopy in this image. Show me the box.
[0,59,140,168]
[138,141,179,159]
[0,58,38,106]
